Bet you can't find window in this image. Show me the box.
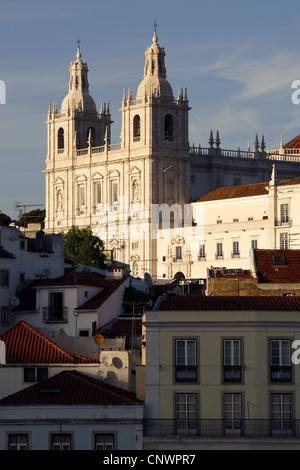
[95,434,115,450]
[51,434,72,450]
[164,114,174,141]
[271,393,293,435]
[133,115,141,141]
[0,269,9,287]
[280,232,289,250]
[95,181,102,206]
[232,241,240,258]
[281,204,289,224]
[20,240,25,250]
[270,340,292,382]
[1,307,9,326]
[233,218,239,223]
[224,394,242,434]
[175,393,198,435]
[132,242,139,250]
[223,339,242,382]
[217,220,222,224]
[112,181,118,204]
[8,434,28,450]
[78,184,86,208]
[24,367,48,383]
[175,339,197,382]
[251,240,257,250]
[166,178,175,201]
[216,243,223,259]
[198,244,205,261]
[248,217,253,221]
[57,128,64,150]
[175,246,182,261]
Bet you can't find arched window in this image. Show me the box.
[58,128,64,150]
[164,114,174,141]
[133,115,141,141]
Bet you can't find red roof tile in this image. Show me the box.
[159,294,300,311]
[75,276,129,311]
[100,318,142,336]
[0,370,142,405]
[255,249,300,284]
[37,271,107,288]
[0,321,98,364]
[283,134,300,149]
[194,182,269,202]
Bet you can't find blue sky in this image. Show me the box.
[1,0,300,218]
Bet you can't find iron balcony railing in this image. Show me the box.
[143,419,300,438]
[42,306,68,323]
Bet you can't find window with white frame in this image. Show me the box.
[175,393,198,434]
[224,393,242,432]
[223,339,242,382]
[51,434,72,450]
[95,433,115,450]
[175,339,197,382]
[198,244,205,260]
[175,246,182,261]
[216,242,223,259]
[8,434,29,450]
[270,339,292,382]
[232,241,240,258]
[281,204,289,224]
[280,232,289,250]
[271,393,293,434]
[251,239,258,250]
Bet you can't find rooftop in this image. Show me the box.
[158,294,300,311]
[254,249,300,284]
[0,321,98,364]
[0,369,142,406]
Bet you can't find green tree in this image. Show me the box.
[61,225,106,268]
[0,211,11,226]
[18,209,45,227]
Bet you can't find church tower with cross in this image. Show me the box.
[44,26,191,279]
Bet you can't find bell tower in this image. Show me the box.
[44,42,112,233]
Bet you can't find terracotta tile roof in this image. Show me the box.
[75,275,129,311]
[0,370,143,405]
[0,321,98,364]
[36,271,107,288]
[194,182,269,202]
[159,294,300,311]
[99,318,142,336]
[193,174,300,203]
[283,134,300,149]
[255,249,300,283]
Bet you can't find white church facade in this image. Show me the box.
[44,26,300,280]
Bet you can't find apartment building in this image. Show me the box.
[143,294,300,449]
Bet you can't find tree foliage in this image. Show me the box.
[0,211,12,226]
[18,209,45,227]
[61,225,106,268]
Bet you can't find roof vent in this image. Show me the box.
[273,256,286,266]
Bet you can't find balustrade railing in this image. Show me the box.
[144,419,300,438]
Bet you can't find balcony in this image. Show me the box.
[215,253,224,260]
[223,365,242,382]
[143,419,298,438]
[275,217,292,227]
[270,365,292,382]
[231,251,240,259]
[175,365,197,382]
[42,306,68,323]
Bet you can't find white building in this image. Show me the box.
[0,226,64,328]
[156,165,300,281]
[43,26,300,280]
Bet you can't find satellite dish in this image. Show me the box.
[97,369,107,380]
[94,334,104,346]
[102,355,112,367]
[10,296,20,307]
